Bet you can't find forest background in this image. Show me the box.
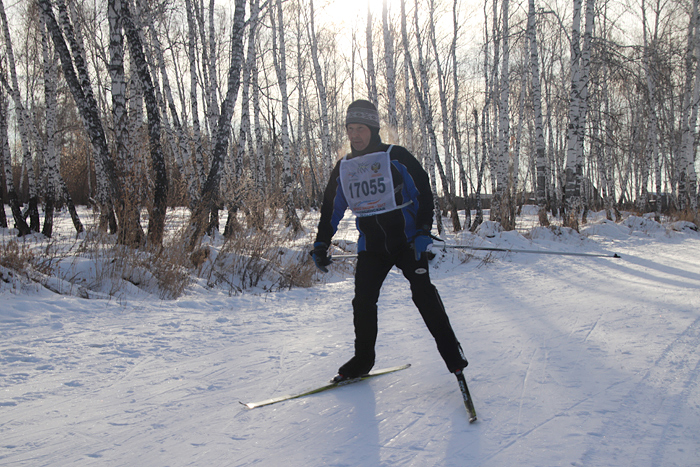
[1,0,699,296]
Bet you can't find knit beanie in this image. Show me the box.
[345,99,380,130]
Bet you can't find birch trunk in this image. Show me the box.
[56,0,116,231]
[451,0,470,229]
[1,87,27,233]
[564,0,594,230]
[494,0,513,230]
[185,0,206,192]
[147,12,199,209]
[189,0,247,249]
[41,0,122,234]
[121,0,168,247]
[309,0,332,179]
[528,0,549,226]
[679,0,700,212]
[248,0,265,206]
[402,13,414,153]
[403,0,443,234]
[108,0,145,246]
[429,0,461,231]
[366,3,378,107]
[41,17,61,238]
[641,0,662,218]
[0,0,39,233]
[383,0,398,132]
[272,0,301,231]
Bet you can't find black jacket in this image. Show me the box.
[315,143,434,255]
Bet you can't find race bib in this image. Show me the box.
[339,147,398,217]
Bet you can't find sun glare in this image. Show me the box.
[318,0,405,30]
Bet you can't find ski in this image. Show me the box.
[455,369,477,423]
[241,363,411,409]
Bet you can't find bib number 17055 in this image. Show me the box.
[347,177,387,199]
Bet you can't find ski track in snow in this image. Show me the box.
[1,208,699,466]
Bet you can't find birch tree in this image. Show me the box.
[309,0,332,180]
[121,0,168,247]
[189,0,248,249]
[40,0,123,235]
[0,85,29,234]
[401,0,443,234]
[0,0,40,233]
[450,0,471,229]
[493,0,513,230]
[185,0,207,193]
[108,0,144,246]
[383,0,398,131]
[678,0,700,213]
[528,0,548,226]
[40,16,61,237]
[271,0,301,231]
[563,0,594,230]
[428,0,461,231]
[366,3,378,107]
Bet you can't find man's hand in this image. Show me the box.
[412,231,433,261]
[310,242,332,272]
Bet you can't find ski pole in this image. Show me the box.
[438,244,620,258]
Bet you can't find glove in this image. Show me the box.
[310,241,332,272]
[413,231,433,261]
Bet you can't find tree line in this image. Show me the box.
[0,0,698,252]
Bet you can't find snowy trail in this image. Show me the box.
[1,213,699,466]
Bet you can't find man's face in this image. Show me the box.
[346,123,372,152]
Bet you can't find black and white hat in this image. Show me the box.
[345,99,380,129]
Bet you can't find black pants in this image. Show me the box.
[352,247,467,372]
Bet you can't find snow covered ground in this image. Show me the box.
[1,206,699,466]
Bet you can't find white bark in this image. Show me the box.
[383,0,398,131]
[679,0,700,211]
[272,0,301,230]
[185,0,206,192]
[41,16,61,237]
[494,0,512,229]
[528,0,548,225]
[0,0,39,232]
[309,0,332,178]
[564,0,584,229]
[429,0,461,231]
[366,3,378,106]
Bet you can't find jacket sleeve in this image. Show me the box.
[315,160,348,245]
[395,147,434,232]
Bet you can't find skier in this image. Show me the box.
[311,99,469,383]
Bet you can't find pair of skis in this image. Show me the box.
[241,363,477,423]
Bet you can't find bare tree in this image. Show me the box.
[0,84,27,233]
[271,0,301,231]
[528,0,548,226]
[366,3,378,106]
[678,0,700,213]
[120,0,168,247]
[493,0,513,230]
[188,0,248,249]
[0,0,39,233]
[383,0,398,131]
[564,0,595,230]
[428,0,461,231]
[108,0,144,246]
[309,0,332,181]
[40,15,61,237]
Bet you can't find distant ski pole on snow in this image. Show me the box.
[328,241,620,260]
[438,244,620,258]
[331,248,619,259]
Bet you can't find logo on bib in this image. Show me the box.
[415,268,428,275]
